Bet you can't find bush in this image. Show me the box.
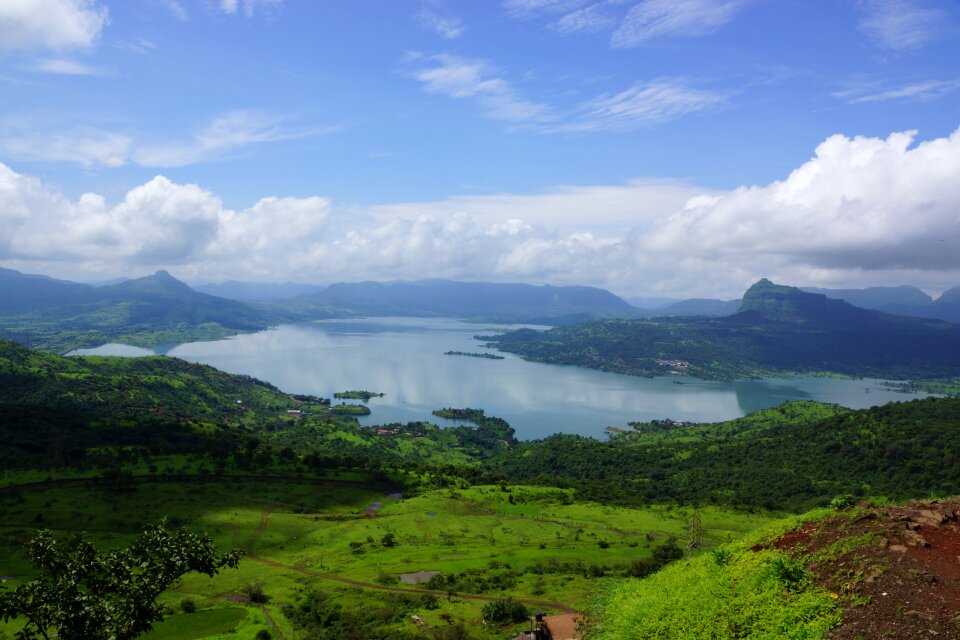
[830,494,856,510]
[255,630,272,640]
[481,597,529,624]
[180,598,196,613]
[240,578,268,604]
[377,572,399,585]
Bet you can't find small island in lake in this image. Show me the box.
[444,351,505,360]
[330,403,372,416]
[333,390,385,401]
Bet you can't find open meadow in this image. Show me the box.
[0,473,777,639]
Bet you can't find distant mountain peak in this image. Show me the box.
[738,279,854,322]
[110,270,194,296]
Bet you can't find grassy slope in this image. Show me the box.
[587,510,841,640]
[0,479,778,640]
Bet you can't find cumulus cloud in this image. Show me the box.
[2,127,960,297]
[0,0,108,50]
[637,128,960,290]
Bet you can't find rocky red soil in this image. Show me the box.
[767,498,960,638]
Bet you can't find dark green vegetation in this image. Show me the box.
[487,279,960,381]
[0,523,241,640]
[333,390,385,401]
[272,278,636,324]
[4,332,960,639]
[0,268,279,354]
[493,399,960,511]
[444,351,505,360]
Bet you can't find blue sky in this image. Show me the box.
[1,0,959,297]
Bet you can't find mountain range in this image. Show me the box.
[629,283,960,324]
[271,278,637,324]
[0,268,278,353]
[487,278,960,381]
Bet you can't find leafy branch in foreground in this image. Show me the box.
[0,521,243,640]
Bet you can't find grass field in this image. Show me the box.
[0,474,779,639]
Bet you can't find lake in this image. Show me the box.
[71,317,934,440]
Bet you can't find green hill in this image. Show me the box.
[493,398,960,511]
[0,269,281,353]
[486,278,960,380]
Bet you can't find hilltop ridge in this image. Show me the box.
[487,278,960,380]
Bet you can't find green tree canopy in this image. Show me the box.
[0,521,243,640]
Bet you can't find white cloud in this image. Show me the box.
[858,0,943,51]
[637,128,960,289]
[0,123,131,168]
[416,1,465,39]
[404,53,552,123]
[2,127,960,297]
[610,0,749,48]
[0,0,108,50]
[405,54,722,131]
[558,78,726,131]
[160,0,187,21]
[836,78,960,104]
[505,0,750,48]
[503,0,590,19]
[133,110,336,168]
[0,110,333,169]
[219,0,283,18]
[550,4,618,35]
[31,57,111,75]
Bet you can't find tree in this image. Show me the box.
[0,521,243,640]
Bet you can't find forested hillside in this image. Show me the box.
[0,269,279,353]
[494,399,960,511]
[487,279,960,380]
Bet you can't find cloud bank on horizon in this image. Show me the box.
[1,0,959,297]
[2,127,959,298]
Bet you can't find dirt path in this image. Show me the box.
[246,510,577,615]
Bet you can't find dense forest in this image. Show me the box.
[491,399,960,511]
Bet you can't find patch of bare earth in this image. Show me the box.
[764,498,960,639]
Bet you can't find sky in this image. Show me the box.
[0,0,959,298]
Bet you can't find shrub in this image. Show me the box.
[180,598,196,613]
[482,597,528,624]
[830,494,856,510]
[240,578,268,604]
[255,630,272,640]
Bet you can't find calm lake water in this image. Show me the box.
[71,317,933,440]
